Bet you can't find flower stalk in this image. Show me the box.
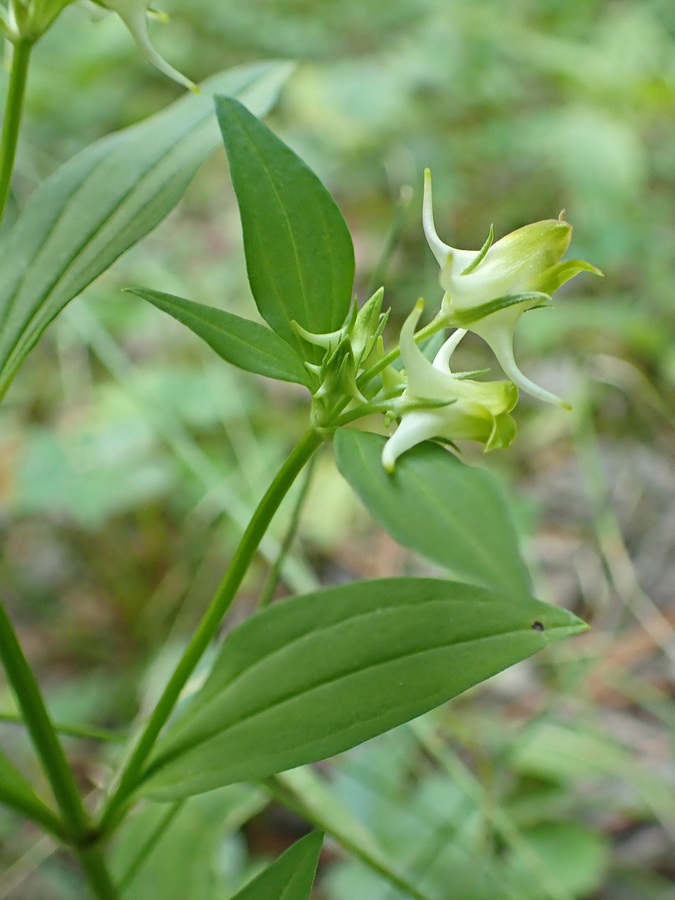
[0,36,32,224]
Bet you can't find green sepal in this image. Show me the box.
[538,259,604,295]
[460,223,494,275]
[450,291,552,327]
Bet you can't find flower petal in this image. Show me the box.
[101,0,197,91]
[471,308,570,408]
[422,169,452,266]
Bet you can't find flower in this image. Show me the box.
[90,0,197,91]
[423,169,602,406]
[381,301,518,472]
[3,0,77,41]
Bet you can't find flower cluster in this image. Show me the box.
[377,169,601,470]
[296,168,601,471]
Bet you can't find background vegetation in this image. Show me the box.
[1,0,674,896]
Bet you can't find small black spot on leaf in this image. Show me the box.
[531,621,545,632]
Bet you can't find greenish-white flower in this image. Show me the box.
[423,169,601,406]
[90,0,196,90]
[381,301,518,472]
[3,0,76,40]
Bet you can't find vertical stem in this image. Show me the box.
[0,603,119,898]
[76,845,120,900]
[99,428,323,833]
[257,451,318,610]
[0,38,33,224]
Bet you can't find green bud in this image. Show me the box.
[351,287,387,365]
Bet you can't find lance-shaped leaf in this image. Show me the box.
[335,428,532,599]
[230,832,323,900]
[0,61,292,401]
[138,578,585,800]
[215,96,355,359]
[130,289,312,387]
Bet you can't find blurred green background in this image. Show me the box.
[1,0,675,897]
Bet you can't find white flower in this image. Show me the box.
[91,0,196,91]
[4,0,77,40]
[381,302,518,472]
[423,169,601,406]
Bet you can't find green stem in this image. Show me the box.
[0,603,118,898]
[257,452,318,610]
[356,315,446,389]
[366,184,413,297]
[76,845,121,900]
[0,603,90,836]
[318,312,447,431]
[0,710,127,744]
[0,38,33,224]
[333,400,396,428]
[99,428,323,834]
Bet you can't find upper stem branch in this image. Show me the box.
[99,428,323,833]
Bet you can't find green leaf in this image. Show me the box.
[139,578,585,800]
[334,428,532,599]
[215,95,355,358]
[0,61,292,401]
[230,832,323,900]
[130,289,313,387]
